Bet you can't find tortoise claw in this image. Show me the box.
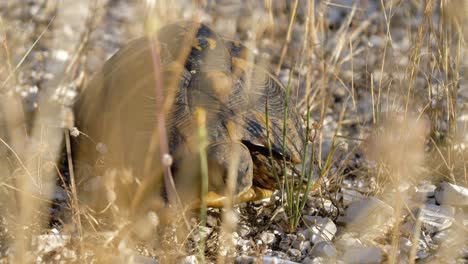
[204,191,229,208]
[237,186,274,203]
[203,186,274,208]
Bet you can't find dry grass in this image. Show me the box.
[0,0,466,263]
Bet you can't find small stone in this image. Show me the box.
[341,189,365,206]
[356,179,370,190]
[435,182,468,206]
[301,241,312,255]
[342,246,382,264]
[343,197,394,237]
[415,183,437,198]
[235,256,299,264]
[368,35,383,48]
[301,256,328,264]
[426,197,437,205]
[60,248,77,260]
[303,216,337,244]
[419,204,455,233]
[308,241,337,259]
[279,234,297,250]
[287,248,302,262]
[397,255,410,264]
[130,255,159,264]
[234,255,255,264]
[432,229,450,244]
[192,226,212,242]
[237,224,250,237]
[296,233,306,241]
[206,214,218,227]
[399,237,412,253]
[297,228,312,241]
[258,231,276,245]
[334,233,362,249]
[321,199,338,215]
[181,255,198,264]
[416,249,430,260]
[35,232,70,254]
[397,181,412,193]
[54,186,68,201]
[54,49,70,61]
[237,238,251,252]
[270,251,289,260]
[292,240,304,251]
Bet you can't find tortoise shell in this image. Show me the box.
[73,22,306,206]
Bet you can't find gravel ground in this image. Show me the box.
[0,0,467,263]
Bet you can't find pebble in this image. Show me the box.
[54,186,68,201]
[415,183,437,198]
[306,198,337,215]
[130,255,159,264]
[279,234,297,251]
[60,248,77,260]
[334,233,362,249]
[301,256,329,264]
[432,229,450,244]
[291,240,304,251]
[300,241,311,255]
[396,181,412,193]
[419,204,455,233]
[302,216,337,244]
[368,35,383,48]
[426,197,437,205]
[308,241,337,259]
[435,182,468,206]
[322,200,338,215]
[399,237,413,253]
[287,248,302,262]
[34,230,70,254]
[181,255,198,264]
[54,49,70,61]
[341,246,383,264]
[341,189,365,206]
[237,224,251,237]
[235,256,299,264]
[259,231,276,245]
[206,214,219,227]
[416,248,430,260]
[191,226,213,242]
[237,238,252,252]
[343,197,395,235]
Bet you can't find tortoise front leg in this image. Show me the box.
[236,186,274,203]
[180,141,275,208]
[205,186,273,208]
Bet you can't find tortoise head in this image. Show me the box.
[253,66,305,160]
[243,108,305,162]
[217,45,308,189]
[240,107,306,189]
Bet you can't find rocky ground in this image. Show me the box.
[0,0,467,263]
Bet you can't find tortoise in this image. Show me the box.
[73,22,306,208]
